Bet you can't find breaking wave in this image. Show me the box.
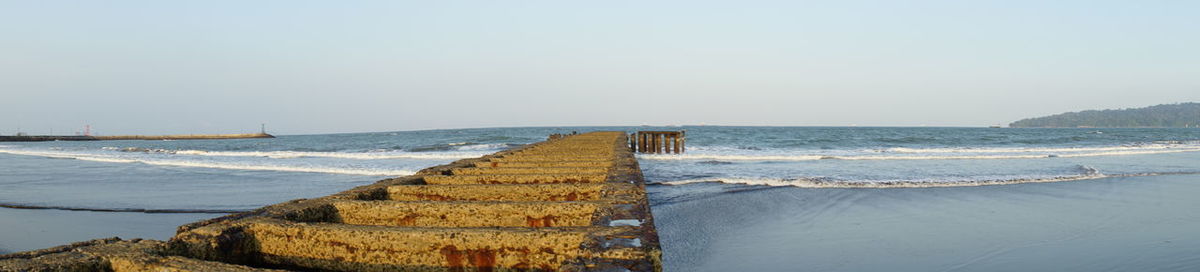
[407,142,517,152]
[0,149,415,176]
[641,154,826,161]
[171,150,482,160]
[639,145,1200,161]
[880,143,1200,154]
[452,143,515,151]
[655,170,1199,189]
[105,147,483,160]
[657,176,1106,188]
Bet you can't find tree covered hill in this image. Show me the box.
[1010,103,1200,128]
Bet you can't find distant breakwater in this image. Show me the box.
[0,133,274,142]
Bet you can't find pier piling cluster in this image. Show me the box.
[1,131,662,271]
[630,131,685,154]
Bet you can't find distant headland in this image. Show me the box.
[1010,103,1200,128]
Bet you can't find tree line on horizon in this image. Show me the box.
[1010,103,1200,128]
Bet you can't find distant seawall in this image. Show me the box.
[0,133,275,142]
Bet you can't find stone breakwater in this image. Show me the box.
[0,131,662,271]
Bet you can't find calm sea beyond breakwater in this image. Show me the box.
[3,126,1200,271]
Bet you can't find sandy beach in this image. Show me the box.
[0,208,215,253]
[651,174,1200,271]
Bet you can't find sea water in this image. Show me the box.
[2,126,1200,270]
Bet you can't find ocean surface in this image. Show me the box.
[3,126,1200,271]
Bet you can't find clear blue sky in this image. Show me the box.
[2,1,1197,135]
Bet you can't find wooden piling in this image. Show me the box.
[629,133,636,151]
[650,132,656,153]
[672,134,680,154]
[634,132,640,152]
[649,133,657,154]
[662,134,669,154]
[639,132,647,153]
[662,134,669,153]
[639,132,645,153]
[658,133,665,153]
[681,131,691,152]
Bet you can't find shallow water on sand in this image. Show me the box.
[0,208,213,253]
[650,174,1200,272]
[0,153,380,212]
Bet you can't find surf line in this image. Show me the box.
[651,171,1200,188]
[0,203,247,214]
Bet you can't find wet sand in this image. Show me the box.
[0,208,216,253]
[650,174,1200,271]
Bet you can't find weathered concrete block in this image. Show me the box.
[385,184,608,202]
[422,174,609,185]
[488,156,614,162]
[472,161,615,168]
[326,200,603,227]
[450,167,610,175]
[173,218,650,272]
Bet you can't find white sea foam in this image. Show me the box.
[639,154,827,161]
[163,150,483,160]
[841,148,1200,160]
[454,143,511,151]
[657,175,1111,188]
[881,143,1200,154]
[0,149,414,176]
[655,169,1200,188]
[638,147,1200,161]
[148,160,413,176]
[155,143,505,159]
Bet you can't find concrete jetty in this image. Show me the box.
[0,131,662,271]
[0,133,274,142]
